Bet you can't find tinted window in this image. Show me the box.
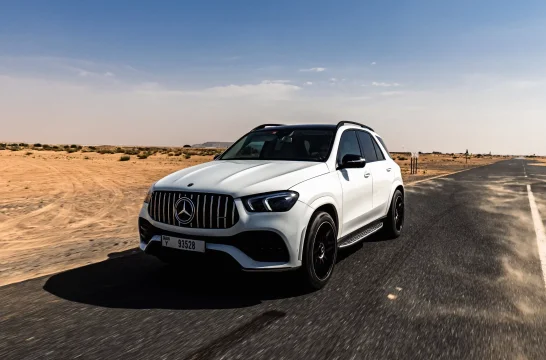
[356,131,378,162]
[220,128,334,161]
[371,136,385,161]
[337,130,361,164]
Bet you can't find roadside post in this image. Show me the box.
[411,152,419,175]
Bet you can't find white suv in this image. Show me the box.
[138,121,404,289]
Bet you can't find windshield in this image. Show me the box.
[219,128,334,161]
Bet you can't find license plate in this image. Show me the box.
[161,235,205,253]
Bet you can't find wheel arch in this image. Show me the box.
[382,180,404,218]
[307,196,341,235]
[314,203,339,232]
[298,197,341,261]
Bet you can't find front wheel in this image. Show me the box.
[383,189,405,238]
[300,211,338,290]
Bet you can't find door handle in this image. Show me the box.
[386,168,392,172]
[364,172,371,178]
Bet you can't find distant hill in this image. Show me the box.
[192,141,232,148]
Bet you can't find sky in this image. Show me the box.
[1,0,546,154]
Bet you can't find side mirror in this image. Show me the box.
[213,154,220,160]
[339,154,366,169]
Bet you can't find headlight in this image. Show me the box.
[143,186,153,204]
[242,191,299,212]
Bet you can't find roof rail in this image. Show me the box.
[336,121,374,132]
[251,124,285,131]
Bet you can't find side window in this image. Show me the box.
[337,130,361,164]
[371,137,385,161]
[356,131,378,163]
[377,136,391,158]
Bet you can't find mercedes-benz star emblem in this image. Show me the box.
[174,197,195,224]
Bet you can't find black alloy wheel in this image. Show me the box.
[312,222,337,281]
[384,189,404,239]
[301,211,338,290]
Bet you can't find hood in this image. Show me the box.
[154,160,329,198]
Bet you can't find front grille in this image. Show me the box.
[148,191,239,229]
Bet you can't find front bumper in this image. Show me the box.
[138,199,315,271]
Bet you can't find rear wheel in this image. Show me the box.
[383,189,404,238]
[300,211,338,290]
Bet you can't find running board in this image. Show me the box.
[338,221,383,248]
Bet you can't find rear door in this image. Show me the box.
[356,131,392,219]
[336,130,374,237]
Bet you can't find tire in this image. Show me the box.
[300,211,338,290]
[383,189,405,239]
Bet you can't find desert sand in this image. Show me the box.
[0,148,504,286]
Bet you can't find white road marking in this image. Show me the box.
[523,163,528,177]
[527,184,546,288]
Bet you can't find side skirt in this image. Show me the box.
[338,219,384,248]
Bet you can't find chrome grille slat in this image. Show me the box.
[150,193,154,219]
[189,194,193,228]
[152,193,155,220]
[196,195,200,228]
[155,192,158,222]
[154,192,158,221]
[158,192,162,223]
[177,193,182,226]
[217,197,221,229]
[162,193,166,224]
[167,193,172,225]
[149,193,153,218]
[224,198,228,229]
[203,195,207,229]
[210,195,214,229]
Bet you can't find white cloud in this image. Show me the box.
[0,56,139,84]
[203,82,300,98]
[371,62,376,65]
[135,82,161,90]
[124,65,139,72]
[372,82,400,87]
[510,80,541,89]
[299,67,326,72]
[73,68,118,80]
[346,95,372,101]
[261,80,291,84]
[69,67,117,79]
[78,70,90,77]
[135,81,301,100]
[304,81,313,85]
[330,78,337,82]
[380,91,404,96]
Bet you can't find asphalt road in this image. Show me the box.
[2,159,546,360]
